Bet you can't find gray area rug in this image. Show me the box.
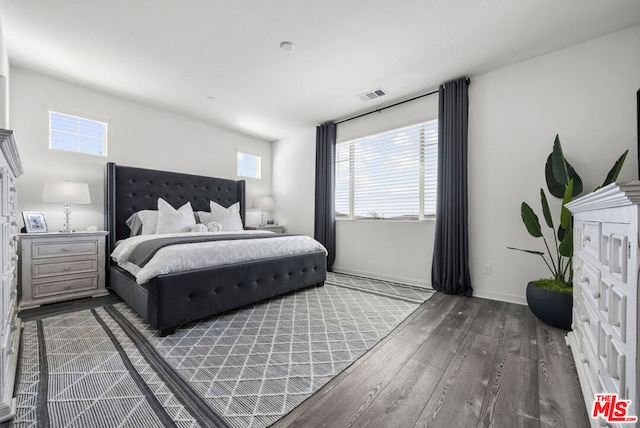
[326,272,434,303]
[10,280,433,428]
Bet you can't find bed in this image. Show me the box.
[104,162,326,335]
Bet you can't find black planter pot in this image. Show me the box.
[525,282,573,330]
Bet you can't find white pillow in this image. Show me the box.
[156,198,196,234]
[208,201,244,231]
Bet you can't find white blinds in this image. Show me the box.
[49,111,107,156]
[336,119,437,220]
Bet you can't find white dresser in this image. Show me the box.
[566,182,640,427]
[0,129,22,422]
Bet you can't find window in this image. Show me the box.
[49,111,107,156]
[336,119,437,220]
[237,152,261,179]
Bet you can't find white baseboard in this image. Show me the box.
[472,289,526,305]
[331,266,432,289]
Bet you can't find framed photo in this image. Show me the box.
[22,212,48,233]
[266,218,277,226]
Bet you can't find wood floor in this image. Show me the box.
[271,292,590,428]
[16,292,590,428]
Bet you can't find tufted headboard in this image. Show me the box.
[104,162,245,256]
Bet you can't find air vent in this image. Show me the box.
[357,88,387,102]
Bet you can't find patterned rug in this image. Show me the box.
[326,272,433,303]
[9,279,433,428]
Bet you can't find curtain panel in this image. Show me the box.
[314,122,336,269]
[431,77,472,296]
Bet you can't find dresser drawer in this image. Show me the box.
[579,221,601,262]
[32,258,98,278]
[33,275,98,298]
[32,240,98,258]
[577,257,601,298]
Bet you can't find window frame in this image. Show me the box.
[335,119,438,222]
[48,110,108,157]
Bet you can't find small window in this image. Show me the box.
[237,152,261,179]
[49,111,107,156]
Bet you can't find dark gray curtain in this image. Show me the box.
[431,77,472,296]
[314,122,336,270]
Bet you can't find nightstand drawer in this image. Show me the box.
[32,240,97,258]
[33,275,98,298]
[32,258,98,278]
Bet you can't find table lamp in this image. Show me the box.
[42,181,91,232]
[251,196,274,226]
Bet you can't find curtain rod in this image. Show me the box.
[335,88,439,125]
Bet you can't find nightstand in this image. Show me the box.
[245,225,286,233]
[18,231,109,310]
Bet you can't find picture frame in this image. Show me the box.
[22,211,48,233]
[266,218,276,226]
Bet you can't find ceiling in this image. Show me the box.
[2,1,640,141]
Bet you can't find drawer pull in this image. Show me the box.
[593,291,601,299]
[581,276,590,285]
[581,355,588,364]
[8,347,14,355]
[10,323,17,331]
[583,234,592,244]
[9,186,16,192]
[10,221,16,226]
[582,316,590,324]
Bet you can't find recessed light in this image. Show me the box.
[279,41,295,52]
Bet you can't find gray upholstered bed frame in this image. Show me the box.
[104,162,326,335]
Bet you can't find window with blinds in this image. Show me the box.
[49,111,107,156]
[336,119,437,220]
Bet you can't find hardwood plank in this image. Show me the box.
[395,292,461,344]
[502,303,538,359]
[351,359,444,428]
[468,299,509,338]
[477,353,539,427]
[413,332,499,428]
[536,322,590,428]
[411,297,484,369]
[277,336,421,428]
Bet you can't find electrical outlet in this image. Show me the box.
[484,264,492,275]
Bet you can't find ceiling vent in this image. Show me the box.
[357,88,387,102]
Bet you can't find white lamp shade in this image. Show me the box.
[251,196,274,210]
[42,181,91,204]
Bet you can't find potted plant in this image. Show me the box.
[509,135,627,329]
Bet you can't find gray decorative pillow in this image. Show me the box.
[125,210,158,236]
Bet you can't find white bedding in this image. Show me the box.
[111,230,327,284]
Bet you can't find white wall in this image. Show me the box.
[0,16,9,128]
[10,67,272,231]
[469,25,639,304]
[273,24,640,301]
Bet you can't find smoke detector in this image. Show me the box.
[357,88,387,102]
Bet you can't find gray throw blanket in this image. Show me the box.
[127,233,297,268]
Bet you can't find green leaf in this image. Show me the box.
[559,228,573,257]
[599,149,628,190]
[545,154,583,198]
[551,135,569,186]
[507,247,545,256]
[521,202,542,238]
[560,179,574,230]
[540,189,554,229]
